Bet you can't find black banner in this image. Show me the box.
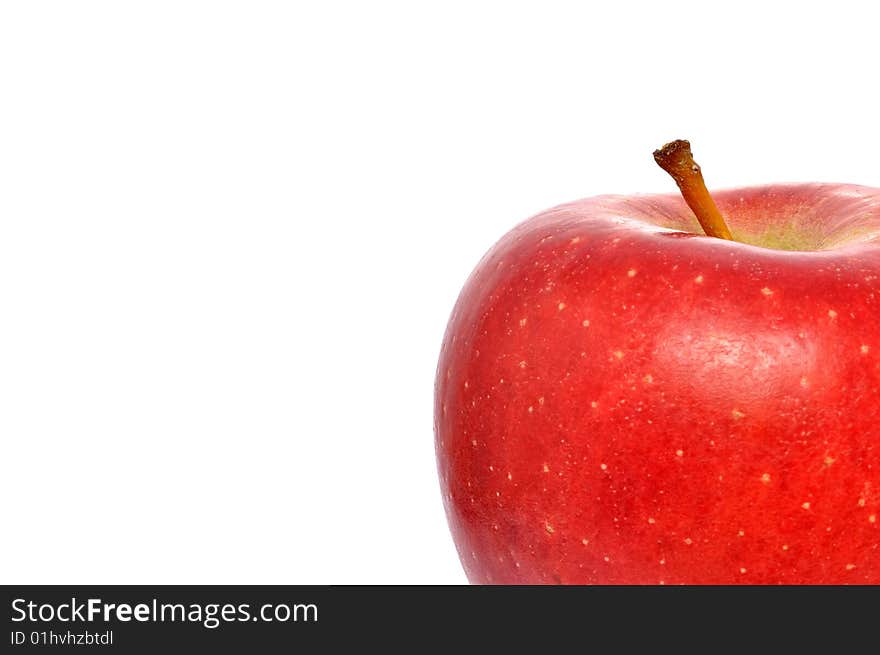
[1,585,875,650]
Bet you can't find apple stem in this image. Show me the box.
[653,140,734,241]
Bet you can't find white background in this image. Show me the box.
[2,1,879,584]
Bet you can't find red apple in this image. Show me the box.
[434,142,880,584]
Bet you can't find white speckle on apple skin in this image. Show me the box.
[761,287,774,296]
[862,344,870,355]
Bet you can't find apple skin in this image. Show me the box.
[435,183,880,584]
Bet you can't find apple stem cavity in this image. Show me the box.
[653,140,734,241]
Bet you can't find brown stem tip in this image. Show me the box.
[653,139,733,241]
